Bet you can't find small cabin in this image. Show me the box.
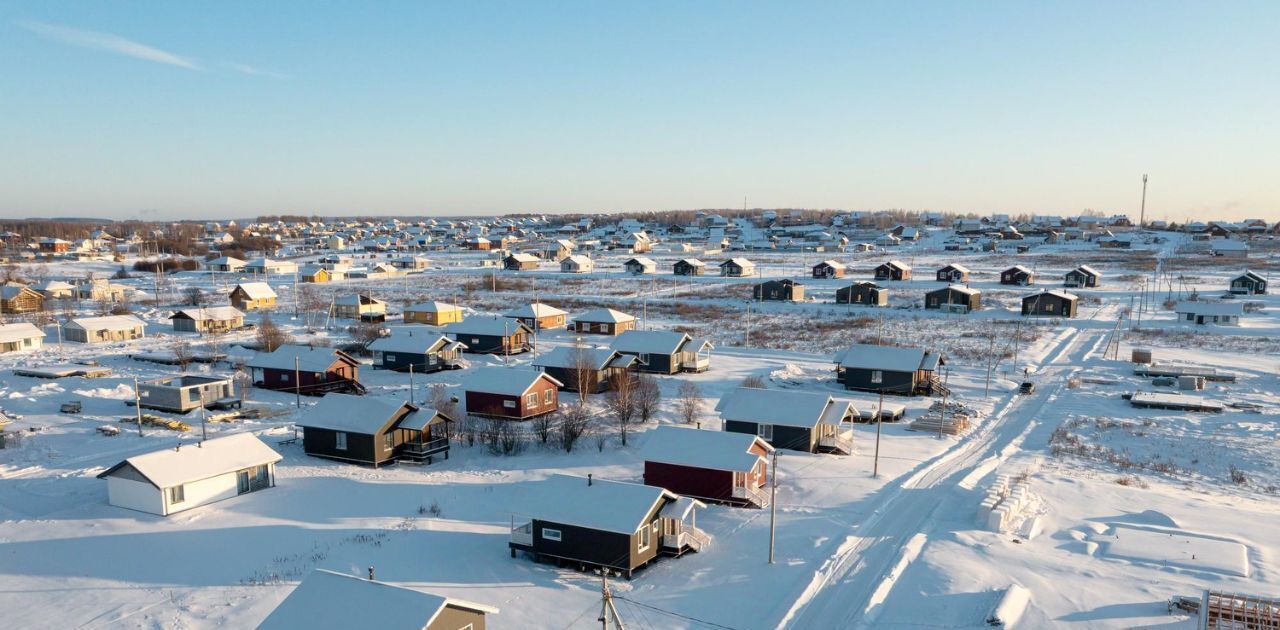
[935,264,970,283]
[63,315,145,344]
[0,323,44,354]
[298,265,332,283]
[560,255,594,274]
[1229,270,1267,295]
[1022,290,1078,318]
[571,307,637,335]
[229,282,278,311]
[97,433,280,516]
[463,368,562,420]
[833,343,944,396]
[1000,265,1035,286]
[136,375,237,413]
[0,286,44,313]
[624,257,658,274]
[1174,301,1243,326]
[874,260,912,281]
[504,253,540,271]
[835,281,887,306]
[1064,265,1101,288]
[403,301,465,325]
[718,388,857,455]
[246,345,363,395]
[333,295,387,322]
[612,330,712,374]
[532,346,636,393]
[812,260,845,279]
[368,333,466,373]
[258,569,497,630]
[205,256,246,272]
[639,426,773,508]
[504,303,568,331]
[674,258,706,276]
[753,279,805,302]
[924,285,981,313]
[444,317,534,354]
[170,306,245,334]
[297,394,452,466]
[719,258,756,277]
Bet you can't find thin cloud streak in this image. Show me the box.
[226,62,288,79]
[18,20,201,70]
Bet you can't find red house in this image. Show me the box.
[638,425,773,508]
[463,367,562,420]
[246,345,364,395]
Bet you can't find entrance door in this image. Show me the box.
[237,470,251,494]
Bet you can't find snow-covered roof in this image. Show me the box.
[1235,270,1266,281]
[625,257,656,267]
[97,433,281,489]
[573,308,635,324]
[1072,265,1101,277]
[562,254,593,267]
[677,258,705,267]
[506,253,540,263]
[246,345,356,372]
[882,259,911,270]
[405,300,461,313]
[170,306,244,321]
[64,315,144,331]
[233,282,277,299]
[0,323,44,344]
[833,344,937,372]
[721,257,754,267]
[715,387,856,428]
[464,367,561,396]
[941,263,971,273]
[334,294,386,307]
[1004,265,1033,274]
[931,284,980,296]
[1174,301,1243,316]
[611,330,691,355]
[1026,290,1077,301]
[532,346,632,371]
[31,280,75,291]
[1211,239,1248,251]
[504,303,568,318]
[297,394,413,433]
[815,260,844,269]
[637,425,771,471]
[368,333,452,354]
[443,316,531,337]
[516,474,676,535]
[258,569,497,630]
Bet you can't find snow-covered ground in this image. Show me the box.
[2,228,1278,628]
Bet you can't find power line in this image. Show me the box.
[612,596,741,630]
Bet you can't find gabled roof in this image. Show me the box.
[1072,265,1101,277]
[1234,270,1266,282]
[405,300,461,313]
[504,303,568,318]
[0,286,41,300]
[833,343,938,372]
[1004,265,1033,274]
[246,345,358,372]
[464,367,562,397]
[1174,301,1244,316]
[562,254,593,267]
[232,282,277,299]
[638,425,771,471]
[97,433,281,489]
[506,253,540,263]
[1024,289,1077,302]
[814,260,844,269]
[0,323,44,344]
[677,258,706,267]
[611,330,691,355]
[368,333,454,355]
[929,284,979,296]
[939,263,970,273]
[65,315,144,331]
[297,394,414,434]
[721,257,754,268]
[517,474,677,535]
[170,306,244,321]
[573,307,635,324]
[715,388,857,429]
[532,346,634,371]
[880,259,911,270]
[625,257,656,267]
[443,316,533,337]
[334,294,386,307]
[258,569,497,630]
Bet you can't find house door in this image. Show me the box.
[733,471,746,488]
[237,470,251,494]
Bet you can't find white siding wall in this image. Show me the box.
[106,477,165,515]
[165,470,247,516]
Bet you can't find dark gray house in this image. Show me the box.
[297,394,452,466]
[443,317,534,354]
[1000,265,1035,285]
[924,285,981,313]
[833,343,945,396]
[717,387,857,455]
[509,474,707,579]
[1229,270,1267,295]
[1021,290,1078,318]
[368,332,466,372]
[673,258,706,276]
[136,375,237,413]
[935,264,970,283]
[753,279,805,302]
[1064,265,1101,288]
[874,260,912,281]
[531,346,636,393]
[611,330,713,374]
[835,281,888,306]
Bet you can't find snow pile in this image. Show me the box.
[979,473,1038,533]
[985,583,1031,627]
[72,384,135,400]
[768,363,808,386]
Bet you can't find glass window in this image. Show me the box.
[335,432,348,450]
[384,432,394,450]
[637,524,651,551]
[871,370,883,384]
[168,485,185,504]
[542,528,562,542]
[544,389,553,404]
[526,393,538,407]
[757,424,773,441]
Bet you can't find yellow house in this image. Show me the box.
[230,282,278,311]
[404,301,464,326]
[300,265,331,283]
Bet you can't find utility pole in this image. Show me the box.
[199,389,207,441]
[598,573,625,630]
[984,331,996,398]
[408,363,415,405]
[769,449,778,564]
[1139,174,1148,227]
[872,390,884,477]
[294,357,302,409]
[133,377,143,436]
[938,368,950,440]
[744,302,751,347]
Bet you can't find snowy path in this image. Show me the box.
[777,326,1104,629]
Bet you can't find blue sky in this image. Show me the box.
[1,2,1277,221]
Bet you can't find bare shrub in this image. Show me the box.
[256,313,291,352]
[605,373,637,446]
[558,400,591,453]
[676,381,703,425]
[635,374,661,423]
[740,375,767,389]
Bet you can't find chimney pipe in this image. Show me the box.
[587,474,592,486]
[368,566,375,581]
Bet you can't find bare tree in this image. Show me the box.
[533,411,555,444]
[182,287,205,306]
[298,285,328,330]
[636,374,661,423]
[569,340,596,403]
[605,372,637,446]
[349,322,385,354]
[256,313,291,352]
[740,374,767,389]
[676,381,703,425]
[429,383,457,417]
[558,400,591,453]
[173,341,194,372]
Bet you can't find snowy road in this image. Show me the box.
[777,326,1105,629]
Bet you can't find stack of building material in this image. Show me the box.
[1131,348,1153,364]
[910,412,970,435]
[1178,375,1206,391]
[979,474,1031,532]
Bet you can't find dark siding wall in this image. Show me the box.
[644,461,734,504]
[543,366,609,393]
[377,351,444,373]
[837,368,918,395]
[531,519,633,571]
[621,351,676,374]
[724,421,814,453]
[302,426,383,464]
[467,382,558,419]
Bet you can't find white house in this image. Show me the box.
[1210,239,1249,259]
[1174,301,1243,326]
[258,569,498,630]
[62,315,146,343]
[0,322,45,354]
[96,433,281,516]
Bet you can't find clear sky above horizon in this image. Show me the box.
[2,2,1277,222]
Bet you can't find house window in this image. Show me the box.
[384,432,394,450]
[168,485,185,504]
[386,354,396,363]
[526,393,539,407]
[638,352,650,365]
[757,424,773,441]
[503,400,517,408]
[281,373,290,382]
[871,370,883,384]
[542,528,562,542]
[335,432,348,450]
[544,389,554,404]
[637,524,651,552]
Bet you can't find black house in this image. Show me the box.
[835,281,888,306]
[1001,265,1035,286]
[874,260,912,281]
[673,258,706,276]
[833,343,945,396]
[443,317,534,354]
[1064,265,1101,288]
[717,387,857,455]
[611,330,713,374]
[368,333,466,372]
[924,285,981,313]
[1229,270,1267,295]
[753,279,805,302]
[935,264,970,283]
[1021,290,1078,318]
[532,346,637,393]
[296,394,452,466]
[509,474,707,579]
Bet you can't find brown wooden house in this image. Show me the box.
[835,281,888,306]
[1000,265,1035,285]
[463,367,562,420]
[924,285,981,313]
[0,286,44,314]
[296,394,451,466]
[639,426,773,508]
[753,279,805,302]
[935,264,970,283]
[812,260,845,279]
[874,260,912,281]
[504,302,568,331]
[504,253,540,271]
[258,569,497,629]
[246,345,364,395]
